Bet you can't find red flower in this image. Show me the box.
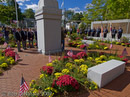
[76,37,80,40]
[101,43,105,46]
[80,44,86,49]
[41,66,53,75]
[53,75,79,91]
[76,52,87,58]
[72,55,78,59]
[2,48,13,53]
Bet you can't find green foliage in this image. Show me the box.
[120,37,129,43]
[83,0,130,24]
[23,9,35,19]
[64,10,74,21]
[72,13,83,21]
[70,33,79,40]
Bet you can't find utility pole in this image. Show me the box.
[14,0,19,28]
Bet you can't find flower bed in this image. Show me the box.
[0,47,19,75]
[28,51,128,97]
[93,39,130,47]
[68,40,109,50]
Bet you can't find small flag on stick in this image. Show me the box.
[19,75,29,97]
[67,50,73,57]
[49,52,52,63]
[109,43,113,49]
[122,48,128,56]
[15,53,20,62]
[3,42,7,47]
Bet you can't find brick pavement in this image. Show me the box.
[0,44,130,97]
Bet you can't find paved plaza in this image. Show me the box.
[0,43,130,97]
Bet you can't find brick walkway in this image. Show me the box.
[0,44,130,97]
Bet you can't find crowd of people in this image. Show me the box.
[1,26,37,52]
[76,26,123,39]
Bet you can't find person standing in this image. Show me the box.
[28,28,34,48]
[21,28,27,50]
[84,28,88,35]
[34,29,37,47]
[88,27,91,36]
[61,27,65,51]
[103,26,108,38]
[117,27,123,39]
[96,27,101,37]
[92,27,96,37]
[3,27,9,43]
[112,27,117,38]
[15,28,22,52]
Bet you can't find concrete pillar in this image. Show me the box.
[35,0,62,54]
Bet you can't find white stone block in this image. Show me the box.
[82,40,95,44]
[87,59,125,88]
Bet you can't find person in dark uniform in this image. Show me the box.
[21,28,27,50]
[117,27,123,39]
[103,26,108,38]
[88,28,91,36]
[15,28,22,52]
[96,27,101,37]
[79,28,83,35]
[28,28,34,48]
[34,29,37,47]
[61,27,65,51]
[112,27,117,38]
[3,27,9,43]
[84,28,88,35]
[92,27,96,37]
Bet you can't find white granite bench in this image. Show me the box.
[82,40,95,44]
[87,59,125,88]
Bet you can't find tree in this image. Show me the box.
[82,0,130,25]
[72,13,83,21]
[23,9,35,19]
[0,0,23,24]
[64,10,74,21]
[0,5,16,24]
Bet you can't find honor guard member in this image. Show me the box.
[15,28,22,52]
[103,26,108,38]
[112,27,117,38]
[117,27,123,39]
[88,27,91,36]
[96,27,101,37]
[21,28,27,50]
[92,27,96,37]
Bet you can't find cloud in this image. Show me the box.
[25,4,38,10]
[16,0,30,2]
[18,2,23,6]
[84,3,93,9]
[68,7,83,13]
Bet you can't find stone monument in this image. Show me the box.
[35,0,62,54]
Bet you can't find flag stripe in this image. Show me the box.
[19,77,29,97]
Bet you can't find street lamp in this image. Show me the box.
[14,0,19,28]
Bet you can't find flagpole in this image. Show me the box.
[14,0,19,28]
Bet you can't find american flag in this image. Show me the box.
[19,76,29,97]
[109,43,113,49]
[49,54,52,63]
[122,48,128,56]
[15,53,20,62]
[67,50,73,57]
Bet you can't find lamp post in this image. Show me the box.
[14,0,19,28]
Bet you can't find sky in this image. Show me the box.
[16,0,92,13]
